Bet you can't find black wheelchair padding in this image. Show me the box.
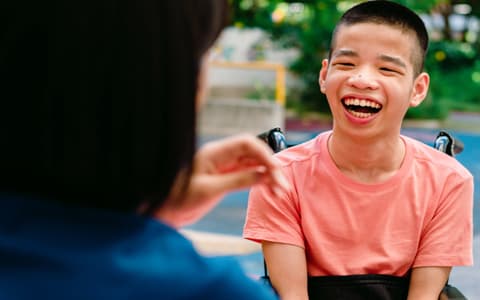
[308,275,467,300]
[256,128,468,300]
[260,273,465,300]
[307,274,410,300]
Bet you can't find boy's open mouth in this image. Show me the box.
[342,97,382,118]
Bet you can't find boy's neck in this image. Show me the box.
[327,131,406,184]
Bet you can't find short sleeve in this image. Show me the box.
[243,169,305,248]
[413,174,474,267]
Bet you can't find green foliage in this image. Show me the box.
[287,1,340,112]
[427,41,480,111]
[245,81,276,101]
[427,41,478,70]
[405,97,450,120]
[231,0,343,112]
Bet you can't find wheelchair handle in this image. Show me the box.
[433,130,464,157]
[257,127,288,153]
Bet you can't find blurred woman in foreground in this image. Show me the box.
[0,1,284,298]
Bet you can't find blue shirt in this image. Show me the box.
[0,195,277,299]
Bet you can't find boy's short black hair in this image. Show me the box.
[331,0,429,75]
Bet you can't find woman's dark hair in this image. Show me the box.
[330,0,429,75]
[0,0,229,214]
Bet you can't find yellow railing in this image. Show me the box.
[209,61,286,106]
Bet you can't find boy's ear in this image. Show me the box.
[409,72,430,107]
[319,59,329,94]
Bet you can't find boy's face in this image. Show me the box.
[319,22,429,138]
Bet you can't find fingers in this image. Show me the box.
[160,134,289,226]
[197,134,276,170]
[194,166,284,198]
[195,134,289,194]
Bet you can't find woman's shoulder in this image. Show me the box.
[118,220,277,299]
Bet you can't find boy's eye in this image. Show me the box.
[380,67,394,72]
[333,62,354,68]
[379,66,403,74]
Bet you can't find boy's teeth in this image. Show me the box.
[347,109,373,118]
[343,97,382,119]
[344,98,381,109]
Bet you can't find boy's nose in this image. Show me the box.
[347,72,379,90]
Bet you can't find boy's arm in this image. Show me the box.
[407,266,451,300]
[263,241,309,300]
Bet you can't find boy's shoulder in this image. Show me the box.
[403,134,472,179]
[274,131,329,167]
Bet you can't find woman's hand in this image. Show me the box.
[156,134,288,227]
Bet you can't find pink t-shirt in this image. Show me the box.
[243,131,473,276]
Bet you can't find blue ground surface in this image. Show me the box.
[187,127,480,297]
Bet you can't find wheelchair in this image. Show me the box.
[257,127,467,300]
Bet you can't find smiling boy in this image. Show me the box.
[243,1,474,299]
